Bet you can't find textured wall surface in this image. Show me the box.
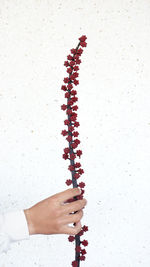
[0,0,150,266]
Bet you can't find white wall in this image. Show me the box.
[0,0,150,266]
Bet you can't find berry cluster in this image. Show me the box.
[61,35,88,267]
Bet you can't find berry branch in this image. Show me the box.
[60,35,88,267]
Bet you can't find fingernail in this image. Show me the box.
[79,188,81,194]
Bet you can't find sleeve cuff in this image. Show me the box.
[2,210,30,242]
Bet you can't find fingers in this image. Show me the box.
[61,220,82,235]
[56,188,81,204]
[61,209,83,225]
[62,198,87,215]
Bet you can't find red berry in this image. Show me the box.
[82,225,88,232]
[72,260,78,267]
[81,240,88,246]
[79,255,86,261]
[79,182,85,188]
[65,179,72,186]
[68,235,75,242]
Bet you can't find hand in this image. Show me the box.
[24,188,87,236]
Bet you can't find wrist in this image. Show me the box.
[24,209,36,235]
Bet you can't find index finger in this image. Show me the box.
[56,188,81,204]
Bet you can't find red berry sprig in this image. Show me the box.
[61,35,88,267]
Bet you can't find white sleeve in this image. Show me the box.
[0,210,30,254]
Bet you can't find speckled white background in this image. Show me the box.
[0,0,150,266]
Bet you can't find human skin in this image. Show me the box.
[24,188,87,236]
